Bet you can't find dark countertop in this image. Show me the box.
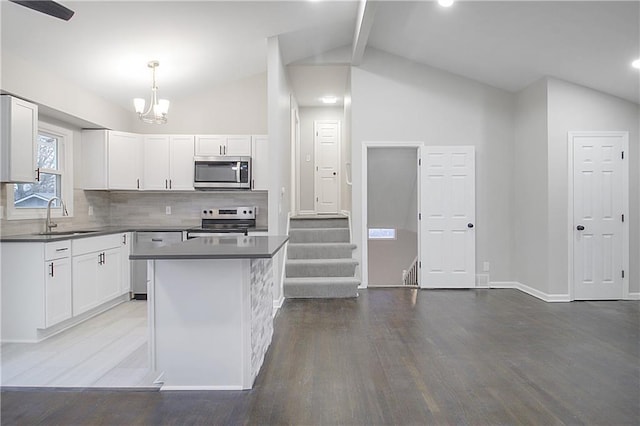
[0,226,269,243]
[130,235,288,260]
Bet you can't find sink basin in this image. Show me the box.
[38,230,98,236]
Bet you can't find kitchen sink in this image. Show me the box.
[38,230,99,236]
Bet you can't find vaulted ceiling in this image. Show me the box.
[2,1,638,111]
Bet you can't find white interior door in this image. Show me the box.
[421,146,475,288]
[314,120,339,214]
[572,132,626,300]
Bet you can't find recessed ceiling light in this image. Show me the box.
[320,96,338,104]
[632,59,640,69]
[438,0,454,7]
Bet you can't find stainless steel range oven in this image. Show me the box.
[186,207,256,239]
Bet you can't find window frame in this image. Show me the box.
[7,121,74,220]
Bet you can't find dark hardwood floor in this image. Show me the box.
[2,289,639,425]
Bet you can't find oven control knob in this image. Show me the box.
[203,210,207,214]
[249,210,252,214]
[243,210,247,214]
[209,210,213,214]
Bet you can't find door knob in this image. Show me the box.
[467,223,474,228]
[333,172,337,176]
[576,225,585,231]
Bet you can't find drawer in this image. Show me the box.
[45,240,71,260]
[72,233,122,256]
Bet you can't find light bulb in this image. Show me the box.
[438,0,454,7]
[632,59,640,69]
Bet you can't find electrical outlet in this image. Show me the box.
[483,261,490,272]
[88,205,94,216]
[166,206,172,215]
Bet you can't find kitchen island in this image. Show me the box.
[130,235,288,390]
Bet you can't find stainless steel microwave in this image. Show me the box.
[194,156,251,189]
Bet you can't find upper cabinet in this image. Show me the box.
[82,130,265,192]
[0,95,38,183]
[143,134,194,191]
[195,135,251,157]
[82,130,143,190]
[251,135,269,191]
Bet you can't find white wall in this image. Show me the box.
[1,49,133,131]
[547,78,640,296]
[298,106,343,212]
[513,79,549,293]
[351,48,515,284]
[267,36,293,304]
[131,73,267,135]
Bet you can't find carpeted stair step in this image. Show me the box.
[286,258,358,278]
[290,217,349,229]
[287,243,356,259]
[284,277,360,298]
[288,228,350,244]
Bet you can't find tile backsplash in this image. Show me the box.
[0,186,268,236]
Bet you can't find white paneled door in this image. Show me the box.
[421,146,475,288]
[314,120,340,214]
[572,132,627,300]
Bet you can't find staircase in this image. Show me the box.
[284,216,360,298]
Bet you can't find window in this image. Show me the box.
[368,228,396,240]
[8,122,74,220]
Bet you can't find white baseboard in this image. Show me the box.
[273,295,284,317]
[490,281,571,303]
[298,210,316,216]
[628,292,640,300]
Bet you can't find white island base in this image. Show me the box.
[148,257,274,390]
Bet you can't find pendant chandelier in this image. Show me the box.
[133,60,170,124]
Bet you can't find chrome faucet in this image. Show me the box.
[45,197,69,233]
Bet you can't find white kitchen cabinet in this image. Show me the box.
[251,135,269,191]
[143,135,170,190]
[72,234,122,316]
[82,130,143,190]
[44,242,72,328]
[1,239,72,342]
[195,135,251,157]
[143,134,194,190]
[0,95,38,182]
[120,232,131,295]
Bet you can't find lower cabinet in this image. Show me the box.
[72,235,122,316]
[44,256,72,328]
[1,233,127,343]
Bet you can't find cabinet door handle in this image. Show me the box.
[55,247,69,252]
[49,262,54,277]
[219,145,222,155]
[151,238,163,242]
[169,179,172,189]
[122,234,127,245]
[137,179,140,189]
[36,167,41,182]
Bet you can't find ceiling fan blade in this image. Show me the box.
[9,0,75,21]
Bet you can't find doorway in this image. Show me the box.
[569,131,629,300]
[363,143,421,287]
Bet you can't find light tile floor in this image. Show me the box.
[0,300,160,388]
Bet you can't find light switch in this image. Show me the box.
[88,205,94,216]
[483,261,490,272]
[305,154,311,162]
[166,206,172,215]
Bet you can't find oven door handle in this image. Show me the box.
[236,161,241,183]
